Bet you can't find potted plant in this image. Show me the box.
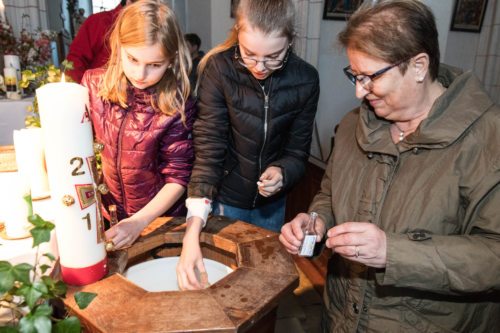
[0,214,96,332]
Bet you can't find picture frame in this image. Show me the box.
[323,0,364,21]
[450,0,489,33]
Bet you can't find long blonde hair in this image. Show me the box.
[99,0,191,122]
[195,0,296,93]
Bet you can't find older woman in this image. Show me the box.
[280,0,500,331]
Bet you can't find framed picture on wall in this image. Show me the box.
[323,0,364,20]
[450,0,489,33]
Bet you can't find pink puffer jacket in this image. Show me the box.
[82,68,196,220]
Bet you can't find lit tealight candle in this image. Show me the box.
[36,79,107,286]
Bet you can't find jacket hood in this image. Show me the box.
[357,65,495,155]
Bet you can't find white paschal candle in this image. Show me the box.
[36,80,107,286]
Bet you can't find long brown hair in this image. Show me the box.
[195,0,296,93]
[99,0,191,122]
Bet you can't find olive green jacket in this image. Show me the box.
[311,66,500,332]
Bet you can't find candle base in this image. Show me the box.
[60,257,108,286]
[0,221,31,240]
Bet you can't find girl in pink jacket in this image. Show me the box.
[81,0,195,250]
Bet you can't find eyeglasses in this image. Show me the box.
[343,61,404,89]
[234,44,291,70]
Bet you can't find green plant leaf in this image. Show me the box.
[43,253,56,262]
[13,263,33,285]
[27,214,45,227]
[28,215,55,247]
[33,303,53,317]
[52,316,81,333]
[40,277,66,298]
[33,281,49,295]
[19,307,52,333]
[41,276,55,288]
[19,316,36,333]
[74,292,97,310]
[28,215,55,230]
[0,326,19,332]
[51,281,67,298]
[30,227,51,248]
[23,282,47,309]
[39,264,51,274]
[15,281,31,292]
[0,261,15,293]
[33,315,51,333]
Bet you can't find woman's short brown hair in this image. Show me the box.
[338,0,440,80]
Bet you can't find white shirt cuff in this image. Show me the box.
[185,197,212,228]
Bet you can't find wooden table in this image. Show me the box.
[63,216,299,333]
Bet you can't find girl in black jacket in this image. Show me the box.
[177,0,320,290]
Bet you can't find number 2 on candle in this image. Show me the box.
[70,157,85,176]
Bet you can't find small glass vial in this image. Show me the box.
[298,212,318,257]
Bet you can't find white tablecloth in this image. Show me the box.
[0,97,34,146]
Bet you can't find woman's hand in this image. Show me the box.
[326,222,387,268]
[258,166,283,197]
[176,216,208,290]
[279,213,326,254]
[105,216,148,250]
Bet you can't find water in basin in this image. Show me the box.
[125,257,233,291]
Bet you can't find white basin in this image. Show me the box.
[125,257,233,292]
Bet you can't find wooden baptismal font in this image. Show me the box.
[63,216,299,332]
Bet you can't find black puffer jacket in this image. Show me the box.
[188,48,319,208]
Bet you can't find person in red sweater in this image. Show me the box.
[66,0,136,83]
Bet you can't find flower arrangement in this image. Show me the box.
[0,21,17,55]
[0,18,56,70]
[16,29,57,69]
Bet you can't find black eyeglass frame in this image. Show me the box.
[343,60,407,88]
[234,44,292,71]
